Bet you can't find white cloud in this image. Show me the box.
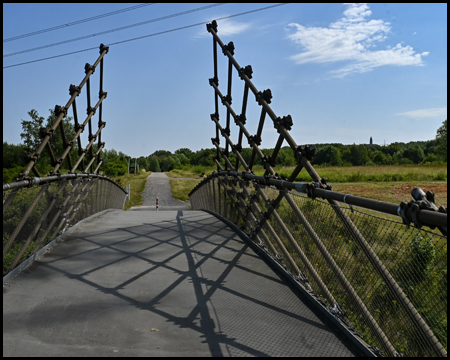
[286,3,428,77]
[396,107,447,119]
[195,18,251,38]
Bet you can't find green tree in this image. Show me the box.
[381,142,403,156]
[175,148,193,159]
[20,109,45,150]
[161,156,176,171]
[137,156,149,171]
[20,108,78,170]
[343,144,368,166]
[372,151,388,165]
[3,142,30,169]
[435,119,447,161]
[402,145,425,164]
[276,147,296,166]
[151,150,172,158]
[313,145,342,166]
[102,161,128,177]
[149,157,161,172]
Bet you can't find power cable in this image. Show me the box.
[4,3,225,58]
[3,3,155,43]
[3,4,289,69]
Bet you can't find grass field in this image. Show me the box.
[255,164,447,183]
[112,170,151,210]
[167,165,447,206]
[169,179,201,202]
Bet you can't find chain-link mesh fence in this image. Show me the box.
[190,177,447,357]
[3,176,126,276]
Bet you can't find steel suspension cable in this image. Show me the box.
[3,3,288,69]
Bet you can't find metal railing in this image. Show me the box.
[3,45,127,277]
[189,21,448,357]
[3,174,126,276]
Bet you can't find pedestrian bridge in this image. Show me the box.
[3,209,364,357]
[3,20,447,357]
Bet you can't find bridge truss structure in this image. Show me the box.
[189,21,447,357]
[3,45,126,278]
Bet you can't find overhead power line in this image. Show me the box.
[3,3,155,43]
[3,4,289,69]
[4,3,225,58]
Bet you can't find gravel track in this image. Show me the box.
[136,172,191,210]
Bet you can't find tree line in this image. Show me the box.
[3,109,447,183]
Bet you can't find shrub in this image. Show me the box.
[102,161,127,177]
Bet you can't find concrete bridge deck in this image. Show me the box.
[4,210,363,357]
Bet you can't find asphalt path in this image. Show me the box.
[133,172,194,211]
[3,210,361,357]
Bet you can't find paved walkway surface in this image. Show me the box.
[137,172,191,211]
[3,210,360,357]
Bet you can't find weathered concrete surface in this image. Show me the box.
[4,210,359,357]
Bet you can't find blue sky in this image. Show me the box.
[3,3,447,158]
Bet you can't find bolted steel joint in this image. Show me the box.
[99,43,109,54]
[26,152,40,162]
[274,115,293,132]
[69,84,82,96]
[320,177,332,191]
[253,134,262,146]
[222,41,235,56]
[208,77,218,87]
[305,182,318,200]
[221,94,232,106]
[294,145,316,163]
[232,144,242,153]
[206,20,218,33]
[234,114,246,125]
[255,89,272,105]
[55,105,68,117]
[75,123,85,132]
[84,63,95,74]
[211,137,219,146]
[210,113,219,121]
[87,106,96,116]
[39,127,54,139]
[238,65,253,80]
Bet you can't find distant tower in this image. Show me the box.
[370,136,373,145]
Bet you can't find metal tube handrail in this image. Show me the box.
[189,171,447,230]
[3,173,126,194]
